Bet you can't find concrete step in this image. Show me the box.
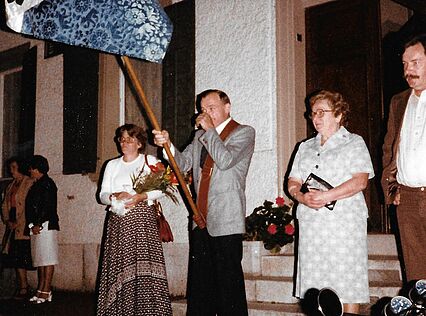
[245,275,298,304]
[368,255,401,272]
[247,302,304,316]
[243,234,399,275]
[260,254,401,282]
[244,274,402,304]
[367,234,398,256]
[261,255,295,278]
[172,299,187,316]
[369,280,403,298]
[368,269,400,282]
[172,298,378,316]
[171,299,304,316]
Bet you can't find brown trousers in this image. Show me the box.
[397,185,426,281]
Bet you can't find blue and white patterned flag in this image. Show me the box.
[5,0,173,63]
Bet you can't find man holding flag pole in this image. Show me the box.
[154,89,255,315]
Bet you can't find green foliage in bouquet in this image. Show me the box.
[244,197,295,253]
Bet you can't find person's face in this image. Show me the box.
[311,99,342,137]
[403,42,426,96]
[9,161,21,179]
[28,167,38,179]
[119,131,142,156]
[200,93,230,127]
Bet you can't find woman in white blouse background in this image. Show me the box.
[287,90,374,314]
[97,123,172,316]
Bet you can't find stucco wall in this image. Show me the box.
[195,0,279,209]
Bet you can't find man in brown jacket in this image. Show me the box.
[382,34,426,282]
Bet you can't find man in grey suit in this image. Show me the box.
[153,89,255,315]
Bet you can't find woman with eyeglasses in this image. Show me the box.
[287,90,374,314]
[97,124,172,316]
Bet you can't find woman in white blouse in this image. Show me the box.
[288,90,374,314]
[97,123,172,316]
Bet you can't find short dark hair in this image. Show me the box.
[6,156,28,175]
[29,155,49,174]
[309,90,350,127]
[196,89,231,112]
[404,34,426,54]
[115,124,147,153]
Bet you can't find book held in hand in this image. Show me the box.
[300,173,337,210]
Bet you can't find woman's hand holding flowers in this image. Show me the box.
[124,192,148,208]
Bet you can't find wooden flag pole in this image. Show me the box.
[120,56,201,219]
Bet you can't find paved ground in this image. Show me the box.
[0,293,389,316]
[0,291,96,316]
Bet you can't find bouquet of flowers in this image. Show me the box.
[244,197,295,253]
[131,161,179,204]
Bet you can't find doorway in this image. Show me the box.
[305,0,384,231]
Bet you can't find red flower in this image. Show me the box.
[149,162,165,173]
[285,224,295,235]
[267,223,277,235]
[169,172,178,185]
[275,196,285,206]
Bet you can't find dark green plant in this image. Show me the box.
[244,197,295,253]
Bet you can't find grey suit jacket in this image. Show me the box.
[174,122,255,237]
[381,88,411,204]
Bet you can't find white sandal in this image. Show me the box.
[29,290,42,302]
[31,290,52,304]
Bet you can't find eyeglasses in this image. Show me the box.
[118,136,137,144]
[309,109,334,119]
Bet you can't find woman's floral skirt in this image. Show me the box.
[96,202,172,316]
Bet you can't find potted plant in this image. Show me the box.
[244,197,295,253]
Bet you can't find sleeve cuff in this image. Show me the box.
[163,144,175,160]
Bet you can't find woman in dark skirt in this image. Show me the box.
[97,124,172,315]
[1,157,35,299]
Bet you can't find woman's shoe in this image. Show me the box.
[34,291,52,304]
[29,290,42,302]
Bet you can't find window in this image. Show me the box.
[0,44,36,177]
[63,45,99,174]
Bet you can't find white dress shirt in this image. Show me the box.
[397,90,426,187]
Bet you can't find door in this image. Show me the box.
[306,0,384,231]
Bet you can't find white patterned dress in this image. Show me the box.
[289,127,374,303]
